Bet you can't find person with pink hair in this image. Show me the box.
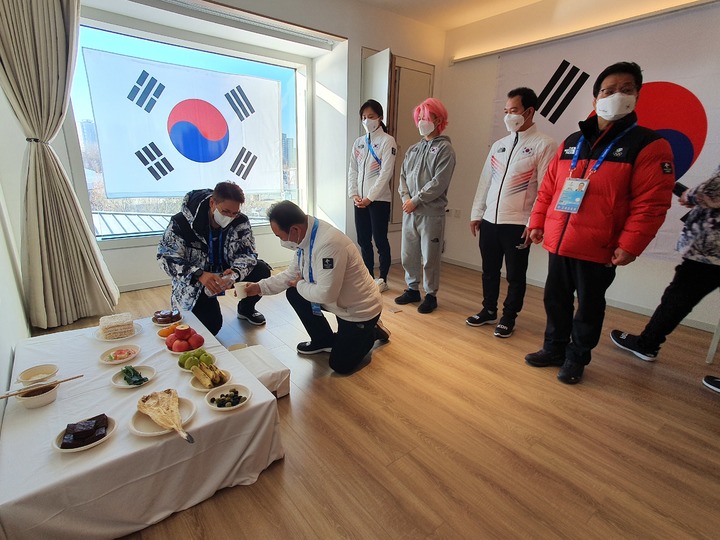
[395,98,456,313]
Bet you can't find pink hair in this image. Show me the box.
[413,98,449,134]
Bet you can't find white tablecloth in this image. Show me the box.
[0,312,284,540]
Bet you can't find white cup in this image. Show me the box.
[234,282,248,299]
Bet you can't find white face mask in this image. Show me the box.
[213,208,234,228]
[418,119,435,137]
[280,228,300,251]
[362,118,379,133]
[504,113,525,133]
[596,92,636,122]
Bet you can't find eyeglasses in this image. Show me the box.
[598,85,637,98]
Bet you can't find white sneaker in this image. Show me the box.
[376,278,389,292]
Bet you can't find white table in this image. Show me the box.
[0,312,285,540]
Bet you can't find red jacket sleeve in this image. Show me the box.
[617,137,675,256]
[529,145,563,230]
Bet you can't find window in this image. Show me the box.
[71,25,300,240]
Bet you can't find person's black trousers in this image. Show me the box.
[640,258,720,349]
[355,201,391,281]
[479,220,529,319]
[542,253,617,365]
[192,259,272,335]
[192,292,223,335]
[286,286,380,374]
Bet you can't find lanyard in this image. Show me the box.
[366,134,382,167]
[296,218,319,283]
[208,228,224,271]
[570,123,637,177]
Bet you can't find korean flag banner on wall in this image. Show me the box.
[492,5,719,260]
[83,48,283,198]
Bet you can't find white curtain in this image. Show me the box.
[0,0,119,329]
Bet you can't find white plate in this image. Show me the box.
[52,417,117,453]
[152,314,183,327]
[111,365,156,389]
[128,397,196,437]
[100,345,141,365]
[205,385,252,411]
[93,322,143,342]
[189,370,232,392]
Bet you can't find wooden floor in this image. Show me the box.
[42,263,720,539]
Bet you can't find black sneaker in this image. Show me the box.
[466,309,497,327]
[610,330,658,361]
[557,359,585,384]
[296,341,332,355]
[525,349,565,367]
[702,375,720,394]
[494,317,515,338]
[394,289,421,305]
[417,294,437,314]
[237,310,266,326]
[375,320,391,343]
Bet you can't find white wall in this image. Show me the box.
[0,85,32,402]
[444,0,714,62]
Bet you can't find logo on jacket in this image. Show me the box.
[430,146,440,154]
[522,147,533,156]
[322,258,334,269]
[564,146,576,155]
[661,162,673,174]
[392,147,396,155]
[498,147,506,153]
[613,147,625,157]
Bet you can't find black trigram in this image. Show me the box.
[127,70,165,113]
[537,60,589,124]
[230,147,257,179]
[225,85,255,121]
[135,142,174,180]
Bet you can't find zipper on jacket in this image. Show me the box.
[359,136,369,198]
[494,132,519,223]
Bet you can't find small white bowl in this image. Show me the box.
[15,383,59,409]
[17,364,59,387]
[205,384,251,411]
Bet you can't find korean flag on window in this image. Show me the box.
[82,48,282,198]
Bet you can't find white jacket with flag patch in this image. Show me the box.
[471,124,557,225]
[259,216,382,322]
[347,128,397,203]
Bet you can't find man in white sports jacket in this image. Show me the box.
[245,201,390,374]
[467,87,557,338]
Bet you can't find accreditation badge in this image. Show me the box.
[555,178,589,213]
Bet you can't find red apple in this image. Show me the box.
[189,328,197,336]
[188,333,204,350]
[174,324,192,340]
[165,334,178,349]
[172,339,190,352]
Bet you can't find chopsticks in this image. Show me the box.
[0,374,84,400]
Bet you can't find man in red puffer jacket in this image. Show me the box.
[525,61,675,385]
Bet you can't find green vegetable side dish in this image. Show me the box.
[121,365,148,386]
